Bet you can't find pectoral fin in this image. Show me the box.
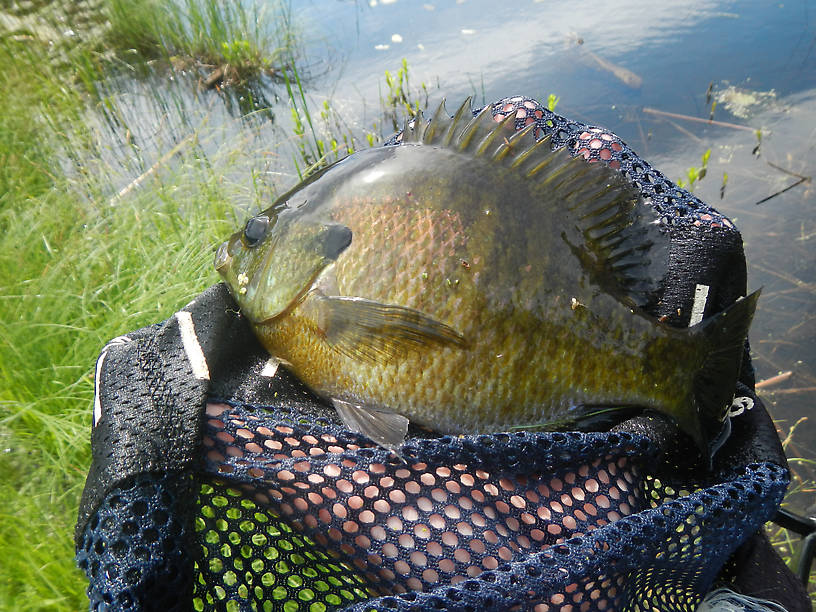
[315,295,467,365]
[332,398,409,450]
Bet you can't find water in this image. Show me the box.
[78,0,816,512]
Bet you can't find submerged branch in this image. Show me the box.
[109,130,199,205]
[642,107,756,132]
[755,177,809,205]
[767,161,812,182]
[755,162,812,205]
[756,371,793,389]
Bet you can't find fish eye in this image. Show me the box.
[243,215,270,247]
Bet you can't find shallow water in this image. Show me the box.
[77,0,816,513]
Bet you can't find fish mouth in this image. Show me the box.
[214,240,231,272]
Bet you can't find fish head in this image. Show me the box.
[215,169,353,324]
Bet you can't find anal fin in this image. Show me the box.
[332,398,409,452]
[509,404,643,432]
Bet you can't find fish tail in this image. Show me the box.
[684,289,761,461]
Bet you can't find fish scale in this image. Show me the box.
[215,98,759,458]
[333,200,467,313]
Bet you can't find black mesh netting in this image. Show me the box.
[76,96,802,611]
[76,399,789,611]
[76,472,196,611]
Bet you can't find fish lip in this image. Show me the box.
[242,232,281,317]
[213,241,231,272]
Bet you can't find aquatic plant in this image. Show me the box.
[381,57,429,131]
[767,417,815,592]
[103,0,296,85]
[283,59,431,179]
[677,148,711,191]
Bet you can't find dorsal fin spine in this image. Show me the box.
[516,139,567,179]
[584,205,630,226]
[609,253,640,266]
[442,97,472,146]
[582,187,628,217]
[420,100,451,144]
[605,235,628,248]
[456,105,495,152]
[393,97,668,306]
[474,111,516,156]
[588,224,627,244]
[507,119,537,144]
[509,133,551,169]
[597,237,626,253]
[533,152,589,187]
[496,121,537,163]
[402,115,416,142]
[564,163,605,190]
[525,153,562,180]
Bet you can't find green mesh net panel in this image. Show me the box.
[194,479,375,611]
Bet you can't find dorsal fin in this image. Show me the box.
[403,98,669,306]
[404,99,453,144]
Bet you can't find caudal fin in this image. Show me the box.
[688,289,761,459]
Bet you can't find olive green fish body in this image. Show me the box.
[216,100,758,455]
[260,289,690,435]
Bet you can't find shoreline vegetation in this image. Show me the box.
[1,0,294,85]
[0,0,812,608]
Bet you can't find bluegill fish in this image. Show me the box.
[215,99,758,457]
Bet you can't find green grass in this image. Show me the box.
[0,38,448,609]
[0,7,282,605]
[0,24,363,602]
[0,162,242,608]
[4,6,423,611]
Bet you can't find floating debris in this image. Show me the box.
[715,85,777,119]
[391,34,403,43]
[461,28,476,35]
